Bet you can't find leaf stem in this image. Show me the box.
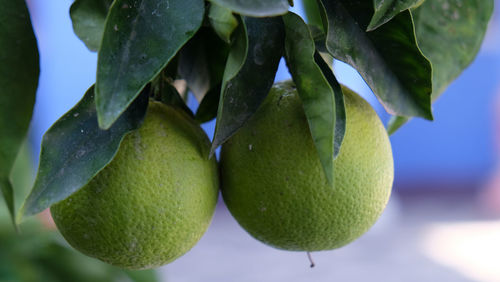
[307,252,315,268]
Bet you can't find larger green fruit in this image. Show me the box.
[220,81,393,251]
[51,101,219,269]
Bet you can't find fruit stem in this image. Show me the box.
[306,252,315,268]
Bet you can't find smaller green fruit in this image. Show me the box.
[51,101,219,270]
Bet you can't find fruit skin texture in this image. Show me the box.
[220,81,394,251]
[50,101,219,270]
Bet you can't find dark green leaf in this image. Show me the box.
[283,13,341,184]
[195,83,222,123]
[178,28,230,102]
[0,0,39,225]
[209,0,289,17]
[320,0,432,120]
[387,0,493,135]
[208,2,238,43]
[20,86,148,219]
[151,74,193,117]
[96,0,204,129]
[70,0,113,51]
[368,0,423,31]
[211,17,285,155]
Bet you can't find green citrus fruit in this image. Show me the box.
[50,101,219,269]
[220,81,394,251]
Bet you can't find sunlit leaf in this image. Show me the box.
[208,2,238,43]
[301,0,323,30]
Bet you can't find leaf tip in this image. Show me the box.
[209,144,218,159]
[97,111,114,130]
[16,190,41,223]
[324,167,334,187]
[95,86,117,130]
[15,202,27,225]
[1,179,19,232]
[386,116,410,135]
[386,126,397,136]
[425,111,434,121]
[7,207,19,234]
[366,18,382,32]
[8,210,20,234]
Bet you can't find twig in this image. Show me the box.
[307,252,315,268]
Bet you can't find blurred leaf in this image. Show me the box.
[20,86,148,219]
[368,0,423,31]
[0,0,39,226]
[387,0,493,135]
[320,0,433,120]
[123,269,159,282]
[0,222,159,282]
[195,83,222,123]
[8,142,34,204]
[211,17,285,155]
[208,2,238,43]
[283,13,344,184]
[209,0,290,17]
[96,0,204,129]
[70,0,113,51]
[0,180,15,227]
[0,142,34,231]
[178,28,230,102]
